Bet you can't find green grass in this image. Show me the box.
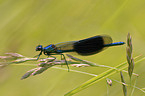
[0,0,145,96]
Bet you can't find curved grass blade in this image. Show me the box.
[120,71,127,96]
[64,62,128,96]
[64,55,143,96]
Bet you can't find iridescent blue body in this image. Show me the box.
[35,35,125,71]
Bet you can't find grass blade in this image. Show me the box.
[120,71,127,96]
[64,61,128,96]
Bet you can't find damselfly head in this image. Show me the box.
[36,45,43,51]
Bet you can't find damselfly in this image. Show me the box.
[36,35,125,71]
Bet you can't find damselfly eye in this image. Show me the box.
[36,45,43,51]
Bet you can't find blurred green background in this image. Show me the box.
[0,0,145,96]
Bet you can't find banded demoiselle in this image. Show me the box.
[36,35,125,71]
